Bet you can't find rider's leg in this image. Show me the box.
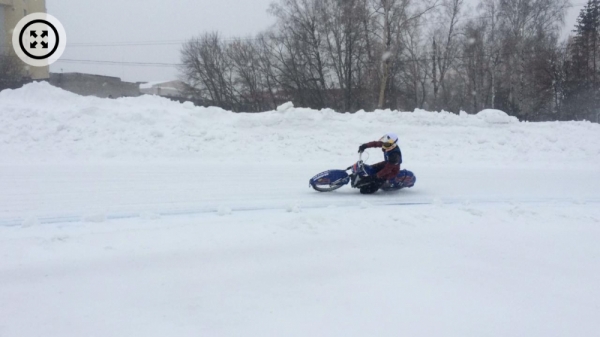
[370,162,385,174]
[360,179,385,194]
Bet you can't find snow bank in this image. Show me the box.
[1,82,598,165]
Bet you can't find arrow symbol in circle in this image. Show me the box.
[41,41,48,49]
[30,41,38,49]
[41,31,48,38]
[30,31,38,38]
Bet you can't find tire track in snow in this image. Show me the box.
[1,197,598,227]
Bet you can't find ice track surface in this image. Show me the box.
[1,162,600,337]
[0,163,598,223]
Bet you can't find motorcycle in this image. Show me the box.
[309,153,416,194]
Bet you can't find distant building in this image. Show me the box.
[49,72,141,98]
[140,80,186,98]
[0,0,49,80]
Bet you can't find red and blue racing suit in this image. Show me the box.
[361,141,402,181]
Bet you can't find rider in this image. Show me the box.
[356,133,402,194]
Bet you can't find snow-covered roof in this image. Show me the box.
[140,81,173,90]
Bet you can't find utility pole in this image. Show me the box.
[378,0,392,109]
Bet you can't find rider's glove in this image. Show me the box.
[358,144,367,153]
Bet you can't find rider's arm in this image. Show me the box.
[364,141,383,149]
[358,141,383,153]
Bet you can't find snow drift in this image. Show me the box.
[1,82,598,165]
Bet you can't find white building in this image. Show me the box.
[140,80,186,98]
[0,0,49,79]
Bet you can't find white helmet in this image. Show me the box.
[379,133,398,151]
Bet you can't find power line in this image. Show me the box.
[55,43,574,69]
[55,59,181,68]
[67,41,187,47]
[66,37,259,48]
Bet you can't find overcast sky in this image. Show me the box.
[48,0,275,82]
[48,0,585,83]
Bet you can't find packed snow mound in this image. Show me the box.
[277,101,294,113]
[1,82,599,165]
[477,109,518,124]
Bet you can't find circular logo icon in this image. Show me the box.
[12,13,67,67]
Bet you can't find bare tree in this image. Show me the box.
[371,0,438,108]
[374,0,410,108]
[497,0,569,118]
[228,38,273,112]
[397,18,429,109]
[431,0,464,110]
[269,0,330,108]
[180,32,237,110]
[480,0,502,109]
[255,33,282,110]
[319,0,370,110]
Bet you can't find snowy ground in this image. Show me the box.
[1,83,599,336]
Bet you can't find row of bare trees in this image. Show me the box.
[180,0,598,121]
